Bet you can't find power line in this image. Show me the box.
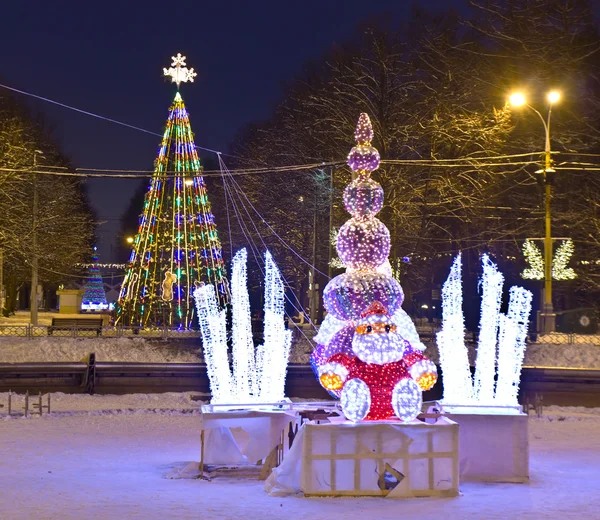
[0,156,556,179]
[0,82,241,159]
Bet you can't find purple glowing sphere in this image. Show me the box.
[323,271,404,321]
[347,144,381,173]
[336,217,390,270]
[343,176,384,218]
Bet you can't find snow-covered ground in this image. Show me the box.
[1,315,599,368]
[1,392,600,519]
[0,337,203,364]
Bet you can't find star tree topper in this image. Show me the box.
[163,53,197,88]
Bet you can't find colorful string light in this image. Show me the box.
[115,89,226,328]
[81,249,110,312]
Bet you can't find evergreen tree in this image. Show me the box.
[81,247,109,311]
[115,91,226,328]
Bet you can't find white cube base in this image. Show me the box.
[444,405,529,482]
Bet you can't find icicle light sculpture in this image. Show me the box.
[437,254,533,407]
[312,114,437,421]
[473,254,504,403]
[193,249,291,404]
[436,254,473,404]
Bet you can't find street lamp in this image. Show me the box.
[508,90,561,333]
[126,236,134,244]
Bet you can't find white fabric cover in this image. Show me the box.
[201,410,296,465]
[266,417,459,498]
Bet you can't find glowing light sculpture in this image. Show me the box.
[438,254,533,407]
[436,254,473,404]
[495,287,533,405]
[552,239,577,280]
[255,251,292,402]
[313,114,437,421]
[473,254,504,404]
[116,54,226,328]
[522,238,576,281]
[193,283,232,403]
[231,249,257,399]
[193,249,291,404]
[81,248,110,312]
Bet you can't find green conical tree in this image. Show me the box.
[115,91,227,328]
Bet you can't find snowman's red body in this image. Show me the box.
[325,349,431,420]
[318,301,437,422]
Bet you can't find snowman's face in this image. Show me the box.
[351,314,406,364]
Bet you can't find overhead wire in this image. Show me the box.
[219,156,320,334]
[0,81,244,160]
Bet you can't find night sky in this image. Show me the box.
[1,0,463,262]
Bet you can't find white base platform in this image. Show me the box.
[443,405,529,483]
[266,417,459,498]
[200,409,297,468]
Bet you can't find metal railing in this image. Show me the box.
[0,325,202,339]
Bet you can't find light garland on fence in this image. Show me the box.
[313,113,437,422]
[193,248,291,404]
[522,238,577,281]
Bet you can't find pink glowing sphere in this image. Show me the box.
[322,271,404,321]
[347,144,380,173]
[343,176,384,218]
[336,217,390,270]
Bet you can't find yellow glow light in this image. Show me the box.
[185,179,194,186]
[417,372,437,391]
[547,91,561,104]
[320,373,344,391]
[126,237,134,244]
[508,92,526,107]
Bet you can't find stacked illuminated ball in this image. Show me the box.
[322,112,402,320]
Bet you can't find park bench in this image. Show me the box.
[47,317,103,336]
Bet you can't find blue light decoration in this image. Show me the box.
[81,248,110,312]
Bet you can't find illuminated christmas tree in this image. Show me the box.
[116,54,227,328]
[81,248,109,312]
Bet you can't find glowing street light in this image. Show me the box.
[547,91,561,104]
[126,237,134,244]
[508,90,562,333]
[508,92,526,107]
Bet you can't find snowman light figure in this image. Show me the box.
[318,301,437,422]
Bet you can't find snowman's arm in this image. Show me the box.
[317,353,352,391]
[403,352,438,390]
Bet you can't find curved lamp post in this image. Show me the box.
[509,90,561,333]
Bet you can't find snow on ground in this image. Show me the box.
[1,313,600,368]
[1,393,600,519]
[0,337,203,364]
